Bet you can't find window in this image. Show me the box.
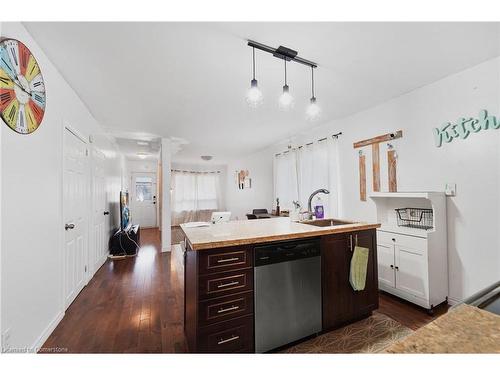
[274,137,341,217]
[136,176,153,202]
[171,170,222,225]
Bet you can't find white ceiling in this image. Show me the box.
[23,22,500,163]
[114,137,161,161]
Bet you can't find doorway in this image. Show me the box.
[130,172,158,228]
[63,127,89,309]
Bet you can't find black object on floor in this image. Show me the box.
[109,224,140,256]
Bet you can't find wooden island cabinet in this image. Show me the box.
[321,229,378,330]
[181,219,379,353]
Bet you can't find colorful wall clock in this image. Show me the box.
[0,38,46,134]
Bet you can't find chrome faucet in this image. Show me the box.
[307,188,330,214]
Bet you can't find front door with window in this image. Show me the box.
[130,172,157,228]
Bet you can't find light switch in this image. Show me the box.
[445,183,456,197]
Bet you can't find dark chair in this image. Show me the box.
[252,209,268,215]
[246,214,258,220]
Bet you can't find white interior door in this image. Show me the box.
[91,149,107,276]
[63,128,89,309]
[377,242,396,289]
[130,172,157,228]
[395,245,428,300]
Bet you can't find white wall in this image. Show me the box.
[225,149,274,220]
[1,23,124,350]
[267,57,500,302]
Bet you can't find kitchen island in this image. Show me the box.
[181,217,381,353]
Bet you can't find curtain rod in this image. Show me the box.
[171,169,220,174]
[275,132,342,157]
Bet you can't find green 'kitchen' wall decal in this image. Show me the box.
[433,110,499,147]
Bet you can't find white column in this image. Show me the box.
[161,138,172,252]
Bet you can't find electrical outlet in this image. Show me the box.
[1,328,11,353]
[445,183,456,197]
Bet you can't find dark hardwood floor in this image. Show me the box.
[41,228,448,353]
[378,291,448,330]
[41,228,186,353]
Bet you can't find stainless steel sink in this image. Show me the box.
[301,219,354,227]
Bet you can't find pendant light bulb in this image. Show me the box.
[246,47,263,108]
[306,66,320,121]
[279,60,294,111]
[306,97,321,121]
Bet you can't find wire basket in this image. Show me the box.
[395,208,433,230]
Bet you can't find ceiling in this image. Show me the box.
[23,22,500,163]
[114,137,161,161]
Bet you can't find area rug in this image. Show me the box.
[284,312,413,353]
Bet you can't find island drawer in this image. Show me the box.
[198,246,253,275]
[199,269,253,299]
[198,291,253,326]
[198,315,254,353]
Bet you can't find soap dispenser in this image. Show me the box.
[314,196,324,219]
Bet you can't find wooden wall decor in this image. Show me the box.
[353,130,403,149]
[388,150,397,192]
[359,153,366,201]
[372,143,380,192]
[354,130,402,200]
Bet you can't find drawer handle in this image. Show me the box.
[218,335,240,345]
[217,281,239,289]
[217,305,239,314]
[217,257,239,263]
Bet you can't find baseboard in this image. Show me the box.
[161,245,172,253]
[32,310,64,352]
[447,296,460,305]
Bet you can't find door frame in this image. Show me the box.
[61,122,91,311]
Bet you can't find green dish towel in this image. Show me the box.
[349,246,370,291]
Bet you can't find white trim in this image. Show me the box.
[31,311,64,352]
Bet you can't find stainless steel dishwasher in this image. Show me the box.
[254,239,322,353]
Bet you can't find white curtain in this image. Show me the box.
[171,171,222,225]
[274,137,341,217]
[274,150,299,210]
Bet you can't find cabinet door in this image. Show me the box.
[377,241,395,289]
[395,245,428,300]
[321,230,378,331]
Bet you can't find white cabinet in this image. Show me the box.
[371,192,448,311]
[377,241,395,289]
[395,245,427,300]
[376,229,447,311]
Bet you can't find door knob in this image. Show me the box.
[103,211,110,215]
[65,223,75,230]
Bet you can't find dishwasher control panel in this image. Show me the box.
[254,239,320,266]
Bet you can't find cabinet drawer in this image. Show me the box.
[199,269,253,299]
[198,315,254,353]
[199,247,253,275]
[377,230,427,254]
[199,291,253,326]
